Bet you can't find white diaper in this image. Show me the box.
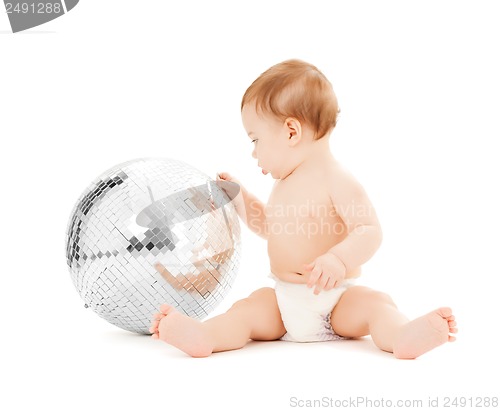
[271,273,356,342]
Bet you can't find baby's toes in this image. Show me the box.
[154,312,166,320]
[448,317,457,334]
[149,320,160,334]
[438,307,453,319]
[448,317,458,336]
[159,304,175,315]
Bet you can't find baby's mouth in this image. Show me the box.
[261,168,269,175]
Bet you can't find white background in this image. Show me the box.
[1,1,499,410]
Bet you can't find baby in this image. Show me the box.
[149,59,457,359]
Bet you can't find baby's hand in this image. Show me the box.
[304,253,346,295]
[216,172,240,186]
[216,172,243,205]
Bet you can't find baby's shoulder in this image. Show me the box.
[320,159,353,184]
[324,161,369,201]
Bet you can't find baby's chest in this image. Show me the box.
[266,184,336,221]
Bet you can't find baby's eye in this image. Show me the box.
[251,139,258,144]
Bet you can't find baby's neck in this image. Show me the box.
[283,137,334,180]
[307,135,332,158]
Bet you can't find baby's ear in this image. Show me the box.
[284,117,302,145]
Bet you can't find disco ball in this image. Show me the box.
[65,158,241,334]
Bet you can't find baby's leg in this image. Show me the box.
[330,286,457,359]
[150,287,286,357]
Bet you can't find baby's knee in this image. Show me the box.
[229,288,275,311]
[229,297,251,312]
[248,287,276,301]
[367,289,396,307]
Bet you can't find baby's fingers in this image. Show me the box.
[307,264,322,288]
[313,277,326,295]
[216,172,232,181]
[323,277,337,291]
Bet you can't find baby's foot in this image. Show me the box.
[149,308,167,337]
[149,304,214,357]
[393,307,457,359]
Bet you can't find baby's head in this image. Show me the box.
[242,59,339,140]
[241,59,339,179]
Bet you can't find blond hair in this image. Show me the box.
[241,59,339,140]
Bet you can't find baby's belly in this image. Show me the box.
[267,215,361,283]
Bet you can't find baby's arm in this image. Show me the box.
[327,165,383,272]
[217,172,268,239]
[306,166,382,293]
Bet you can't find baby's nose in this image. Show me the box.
[251,148,257,159]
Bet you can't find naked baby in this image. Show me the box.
[149,59,457,359]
